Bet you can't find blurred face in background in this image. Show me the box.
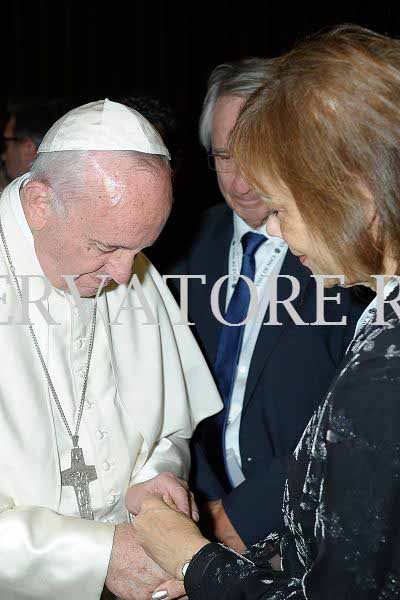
[2,115,37,181]
[211,95,271,229]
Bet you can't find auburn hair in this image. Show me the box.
[230,25,400,279]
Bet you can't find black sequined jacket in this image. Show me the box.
[185,297,400,600]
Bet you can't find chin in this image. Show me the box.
[78,290,97,298]
[238,210,267,228]
[307,264,345,288]
[323,277,345,288]
[315,272,346,288]
[77,280,114,297]
[76,284,101,298]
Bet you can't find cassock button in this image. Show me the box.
[247,457,253,462]
[103,461,111,471]
[107,492,120,506]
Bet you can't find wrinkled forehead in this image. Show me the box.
[82,154,171,207]
[75,163,172,248]
[212,95,246,149]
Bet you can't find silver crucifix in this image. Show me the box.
[61,446,98,520]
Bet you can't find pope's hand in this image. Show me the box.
[125,472,199,522]
[133,495,209,580]
[105,523,171,600]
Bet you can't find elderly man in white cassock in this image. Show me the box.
[0,99,222,600]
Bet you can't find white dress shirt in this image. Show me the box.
[224,213,287,486]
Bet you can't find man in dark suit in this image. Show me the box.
[165,58,369,552]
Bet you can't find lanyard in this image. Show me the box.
[230,237,287,288]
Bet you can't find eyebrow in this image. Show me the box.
[90,239,133,251]
[90,239,155,251]
[212,147,230,154]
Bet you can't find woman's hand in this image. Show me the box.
[133,495,210,580]
[152,578,187,599]
[125,472,199,521]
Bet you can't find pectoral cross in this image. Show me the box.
[61,443,98,520]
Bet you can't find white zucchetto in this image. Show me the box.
[38,98,170,159]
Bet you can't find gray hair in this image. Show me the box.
[28,150,170,215]
[199,57,277,151]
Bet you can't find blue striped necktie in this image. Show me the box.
[214,231,266,438]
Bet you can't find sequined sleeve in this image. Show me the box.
[298,331,400,598]
[243,532,281,568]
[186,322,400,599]
[185,542,304,600]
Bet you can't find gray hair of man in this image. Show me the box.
[199,57,277,151]
[28,150,170,216]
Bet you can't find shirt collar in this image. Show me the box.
[233,211,274,248]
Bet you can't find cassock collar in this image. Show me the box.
[9,173,34,247]
[0,175,45,280]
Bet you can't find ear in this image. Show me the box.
[21,180,53,232]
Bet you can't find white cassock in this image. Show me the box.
[0,175,222,600]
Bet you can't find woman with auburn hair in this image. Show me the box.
[128,26,400,599]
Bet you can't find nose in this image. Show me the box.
[266,214,282,239]
[229,169,253,196]
[107,250,135,285]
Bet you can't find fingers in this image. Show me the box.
[141,494,171,511]
[189,491,200,522]
[162,492,180,510]
[140,493,183,516]
[139,474,199,522]
[177,478,189,490]
[152,578,187,600]
[177,479,199,521]
[164,484,191,517]
[163,475,198,521]
[156,474,190,517]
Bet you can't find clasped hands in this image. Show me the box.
[106,472,245,599]
[127,472,203,599]
[106,472,207,600]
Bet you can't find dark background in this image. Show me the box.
[3,1,400,264]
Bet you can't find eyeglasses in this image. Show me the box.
[207,152,236,173]
[2,136,21,144]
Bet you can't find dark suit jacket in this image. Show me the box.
[164,203,370,546]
